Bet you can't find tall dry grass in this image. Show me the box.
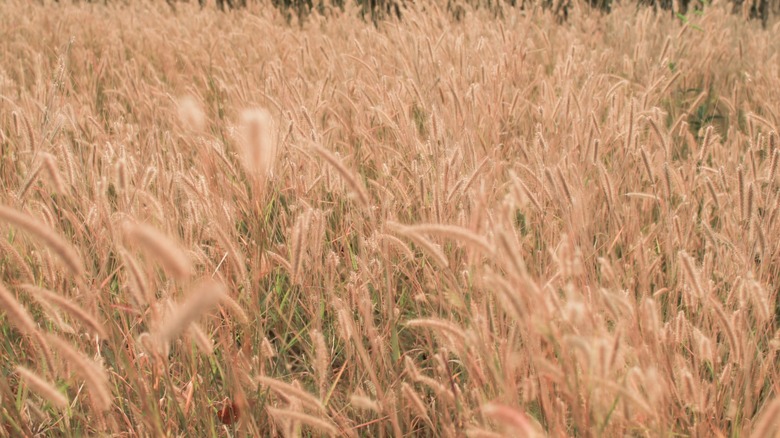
[0,0,779,436]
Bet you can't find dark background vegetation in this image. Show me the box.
[62,0,779,25]
[199,0,778,25]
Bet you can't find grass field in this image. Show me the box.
[0,0,779,436]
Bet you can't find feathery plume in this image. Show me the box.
[679,251,704,299]
[400,223,494,256]
[177,96,206,132]
[219,293,249,325]
[266,406,338,436]
[186,323,213,355]
[41,153,66,194]
[118,248,150,306]
[239,108,277,181]
[255,376,325,412]
[45,334,112,412]
[123,221,192,280]
[17,162,43,201]
[155,279,226,347]
[482,403,540,437]
[0,238,35,282]
[21,284,107,339]
[0,205,84,276]
[386,222,449,268]
[15,366,68,409]
[752,397,780,437]
[313,145,369,208]
[0,281,37,334]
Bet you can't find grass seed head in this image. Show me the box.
[239,108,277,181]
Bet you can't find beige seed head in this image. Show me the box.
[349,393,380,412]
[45,334,112,413]
[123,221,192,280]
[41,153,66,194]
[266,406,338,436]
[186,323,214,355]
[16,162,43,202]
[0,281,37,335]
[21,284,107,339]
[481,403,540,437]
[0,205,84,277]
[155,279,226,348]
[15,366,69,409]
[752,397,780,437]
[402,382,430,421]
[313,145,370,208]
[255,376,325,412]
[239,108,277,180]
[177,95,206,132]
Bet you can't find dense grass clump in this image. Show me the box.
[0,0,779,436]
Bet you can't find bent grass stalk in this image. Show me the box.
[0,205,84,277]
[15,366,69,409]
[123,221,193,280]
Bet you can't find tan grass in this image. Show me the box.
[16,162,43,202]
[45,334,112,413]
[122,221,193,280]
[239,108,277,180]
[481,403,541,437]
[218,293,249,325]
[41,153,66,195]
[155,279,226,347]
[266,406,338,436]
[386,221,449,268]
[15,366,69,409]
[753,397,780,437]
[255,376,326,412]
[0,205,84,276]
[0,237,34,282]
[313,145,370,209]
[398,223,494,256]
[0,281,37,334]
[118,248,150,306]
[20,284,107,339]
[186,322,214,355]
[177,96,206,132]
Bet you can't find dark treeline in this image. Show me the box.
[59,0,779,25]
[210,0,777,25]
